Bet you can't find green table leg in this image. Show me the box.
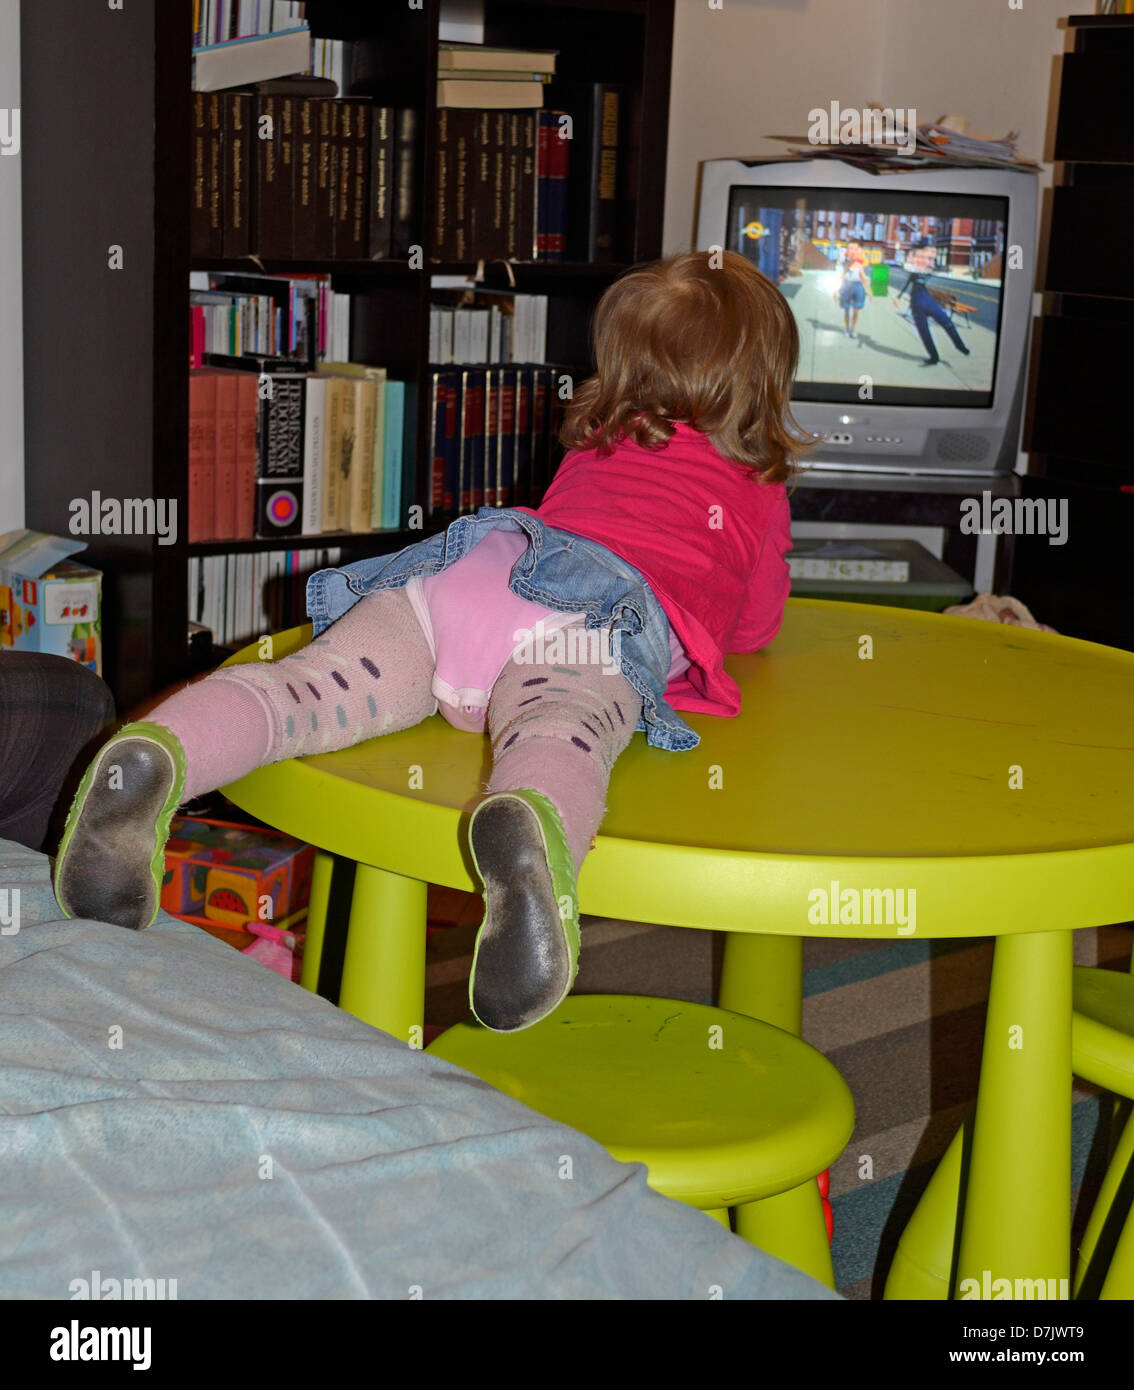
[1076,1103,1134,1297]
[719,932,803,1035]
[299,850,334,994]
[956,930,1072,1298]
[338,863,428,1046]
[884,1118,967,1300]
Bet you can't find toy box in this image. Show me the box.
[0,529,102,673]
[162,816,315,928]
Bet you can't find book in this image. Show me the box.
[319,361,387,531]
[190,93,211,258]
[315,98,338,258]
[205,92,224,259]
[193,25,312,94]
[545,82,622,261]
[212,369,239,539]
[292,96,319,259]
[391,109,417,259]
[382,380,406,529]
[436,80,546,110]
[438,44,558,73]
[516,112,536,261]
[233,371,258,538]
[433,107,473,261]
[335,100,369,260]
[367,106,394,258]
[320,375,345,531]
[301,374,327,535]
[484,368,499,507]
[222,92,253,258]
[496,366,517,507]
[255,372,306,538]
[188,371,218,543]
[514,367,532,506]
[255,94,295,259]
[459,368,486,511]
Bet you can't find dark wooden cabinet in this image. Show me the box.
[21,0,675,707]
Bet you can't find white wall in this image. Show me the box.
[663,0,1072,254]
[0,0,22,533]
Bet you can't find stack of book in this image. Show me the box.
[189,270,350,367]
[188,360,411,543]
[435,42,555,109]
[191,91,415,260]
[189,544,343,650]
[427,367,565,516]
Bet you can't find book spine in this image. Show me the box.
[530,366,551,504]
[483,368,499,507]
[255,94,294,259]
[535,111,553,260]
[292,96,318,260]
[497,366,516,507]
[461,368,485,512]
[222,92,253,258]
[301,375,326,535]
[348,380,376,532]
[432,107,451,260]
[344,100,369,259]
[516,112,536,262]
[335,379,356,530]
[504,112,522,259]
[332,101,353,260]
[188,371,218,543]
[441,369,459,512]
[315,98,337,258]
[591,86,620,261]
[428,370,446,516]
[255,373,305,537]
[206,93,224,258]
[513,366,532,506]
[191,92,209,258]
[547,110,569,261]
[488,109,508,260]
[367,106,394,258]
[382,380,405,528]
[214,369,239,539]
[321,376,343,531]
[391,108,417,259]
[368,369,387,530]
[234,372,259,537]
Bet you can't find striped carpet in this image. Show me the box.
[423,886,1133,1299]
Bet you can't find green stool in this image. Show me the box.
[427,993,855,1287]
[884,963,1134,1300]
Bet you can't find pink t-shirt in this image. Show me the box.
[405,529,687,733]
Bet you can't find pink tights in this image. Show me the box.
[148,588,642,873]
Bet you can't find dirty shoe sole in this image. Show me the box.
[468,791,578,1033]
[53,724,186,931]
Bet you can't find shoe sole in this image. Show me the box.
[54,735,181,930]
[469,796,572,1032]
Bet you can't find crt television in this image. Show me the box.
[695,158,1038,476]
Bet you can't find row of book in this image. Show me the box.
[188,544,343,651]
[428,292,549,366]
[188,362,412,543]
[435,41,556,111]
[428,366,565,516]
[193,0,306,49]
[189,270,351,367]
[191,91,414,261]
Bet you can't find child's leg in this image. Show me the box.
[467,635,643,1032]
[151,587,435,798]
[54,588,435,929]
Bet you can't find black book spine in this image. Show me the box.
[293,96,319,260]
[504,111,522,259]
[392,108,417,259]
[367,105,394,258]
[255,374,306,538]
[487,109,508,260]
[516,112,536,262]
[255,94,294,259]
[342,100,369,259]
[591,85,621,262]
[432,107,451,260]
[468,108,492,261]
[191,92,208,258]
[222,93,253,259]
[315,98,338,259]
[206,92,224,258]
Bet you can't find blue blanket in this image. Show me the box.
[0,840,837,1300]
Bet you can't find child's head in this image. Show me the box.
[560,250,810,484]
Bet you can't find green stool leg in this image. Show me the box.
[1100,1168,1134,1300]
[299,849,334,994]
[956,930,1072,1298]
[338,863,427,1046]
[703,1206,731,1229]
[719,933,803,1035]
[734,1180,835,1288]
[885,1118,967,1300]
[1075,1104,1134,1297]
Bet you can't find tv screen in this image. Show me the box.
[726,186,1009,409]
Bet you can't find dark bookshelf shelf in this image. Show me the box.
[188,530,419,555]
[192,258,631,280]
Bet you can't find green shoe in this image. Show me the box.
[53,721,187,931]
[467,789,579,1033]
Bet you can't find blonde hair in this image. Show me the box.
[559,250,813,485]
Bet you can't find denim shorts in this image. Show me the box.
[306,507,699,751]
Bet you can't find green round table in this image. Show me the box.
[222,597,1134,1297]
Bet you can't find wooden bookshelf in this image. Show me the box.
[21,0,674,708]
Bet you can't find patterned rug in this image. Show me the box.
[423,886,1132,1299]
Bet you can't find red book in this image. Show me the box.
[188,371,218,543]
[233,372,259,538]
[212,370,239,540]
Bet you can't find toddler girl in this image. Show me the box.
[54,250,806,1033]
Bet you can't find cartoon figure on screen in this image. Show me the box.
[53,252,807,1034]
[834,242,870,340]
[893,237,971,367]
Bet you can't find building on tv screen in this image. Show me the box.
[728,193,1007,403]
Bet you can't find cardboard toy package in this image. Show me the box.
[0,530,102,673]
[162,816,315,928]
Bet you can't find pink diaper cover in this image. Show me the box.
[404,529,689,734]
